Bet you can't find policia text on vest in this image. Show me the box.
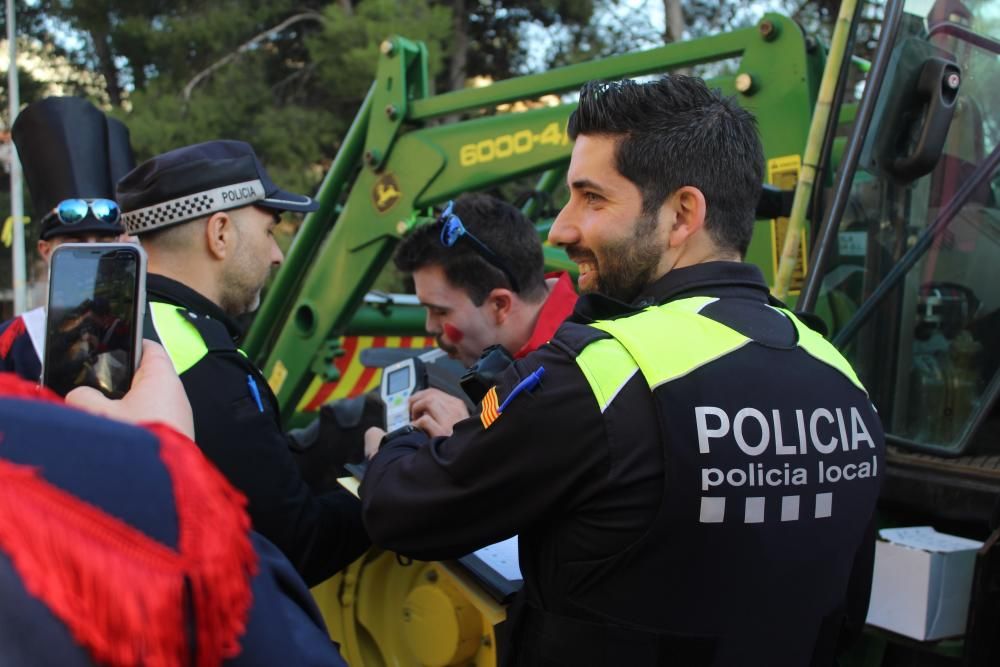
[696,405,878,501]
[588,294,881,528]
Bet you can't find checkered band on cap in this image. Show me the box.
[122,179,266,235]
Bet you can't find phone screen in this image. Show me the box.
[43,244,146,399]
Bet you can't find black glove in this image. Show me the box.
[290,392,385,493]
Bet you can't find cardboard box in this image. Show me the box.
[866,526,983,641]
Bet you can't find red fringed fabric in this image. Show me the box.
[0,316,26,358]
[152,423,258,667]
[0,459,188,666]
[0,371,60,403]
[0,398,258,666]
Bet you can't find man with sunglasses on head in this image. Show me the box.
[0,97,131,383]
[380,193,577,440]
[362,77,884,666]
[115,140,369,587]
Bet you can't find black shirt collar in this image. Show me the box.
[570,261,773,323]
[147,273,244,341]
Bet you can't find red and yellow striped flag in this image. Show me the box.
[480,386,501,429]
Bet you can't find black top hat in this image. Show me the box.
[11,97,132,240]
[116,140,319,236]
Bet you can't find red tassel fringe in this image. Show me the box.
[0,460,188,666]
[0,405,257,666]
[153,423,258,667]
[0,371,61,403]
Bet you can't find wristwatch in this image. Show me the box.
[380,424,419,446]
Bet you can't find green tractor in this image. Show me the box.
[245,0,1000,663]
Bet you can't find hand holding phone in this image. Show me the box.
[65,340,194,440]
[43,243,147,399]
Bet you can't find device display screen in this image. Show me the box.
[43,246,142,399]
[386,366,412,395]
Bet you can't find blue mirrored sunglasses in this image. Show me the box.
[438,201,521,293]
[45,198,121,226]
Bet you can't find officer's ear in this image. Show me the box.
[37,239,54,264]
[666,186,707,249]
[205,211,234,261]
[485,288,514,325]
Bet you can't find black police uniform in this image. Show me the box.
[117,140,370,586]
[362,261,885,667]
[0,372,348,666]
[0,97,131,382]
[143,274,369,587]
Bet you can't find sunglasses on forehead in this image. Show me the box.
[437,200,522,293]
[44,198,121,227]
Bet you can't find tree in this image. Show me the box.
[664,0,685,43]
[444,0,595,87]
[2,0,884,204]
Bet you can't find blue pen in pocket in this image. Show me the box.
[247,374,264,413]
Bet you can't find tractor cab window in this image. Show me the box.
[813,0,1000,454]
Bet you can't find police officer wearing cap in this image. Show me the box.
[116,140,369,586]
[0,97,131,382]
[362,76,885,666]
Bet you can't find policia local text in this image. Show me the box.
[695,405,878,492]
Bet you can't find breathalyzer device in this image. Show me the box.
[379,356,428,431]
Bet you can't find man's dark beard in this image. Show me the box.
[596,213,661,303]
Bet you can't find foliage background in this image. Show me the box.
[0,0,884,308]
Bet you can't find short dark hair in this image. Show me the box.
[568,75,765,255]
[393,193,546,305]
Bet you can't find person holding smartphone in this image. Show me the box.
[0,342,349,666]
[0,97,133,382]
[116,140,370,587]
[42,246,147,399]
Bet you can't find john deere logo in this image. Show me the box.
[372,173,402,213]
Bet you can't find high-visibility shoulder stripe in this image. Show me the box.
[590,297,750,390]
[662,295,718,314]
[149,302,208,375]
[776,307,867,394]
[577,296,868,410]
[575,337,640,413]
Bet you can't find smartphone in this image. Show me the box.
[43,243,147,399]
[379,356,428,431]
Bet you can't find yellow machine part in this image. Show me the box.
[313,547,508,666]
[768,154,806,295]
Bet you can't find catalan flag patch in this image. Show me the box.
[480,385,501,429]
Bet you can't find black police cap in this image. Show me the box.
[116,140,319,235]
[11,97,131,240]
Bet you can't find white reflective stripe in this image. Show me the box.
[693,297,719,313]
[21,306,46,361]
[601,367,639,413]
[122,179,265,233]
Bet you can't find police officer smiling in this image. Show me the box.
[361,76,885,667]
[116,140,370,587]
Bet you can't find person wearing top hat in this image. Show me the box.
[116,140,370,586]
[0,97,131,382]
